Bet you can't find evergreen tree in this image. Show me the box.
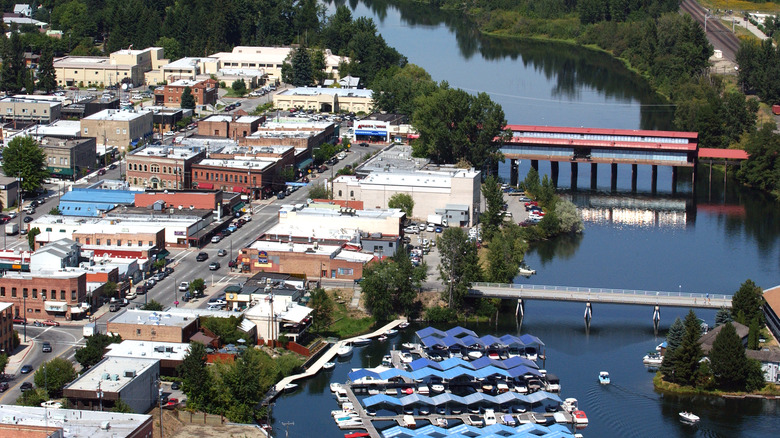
[309,288,333,332]
[732,279,764,325]
[1,32,25,93]
[289,44,313,87]
[180,86,196,109]
[747,317,760,350]
[481,175,505,242]
[177,342,212,412]
[715,308,733,326]
[709,322,748,391]
[438,227,482,309]
[660,317,684,379]
[670,310,703,386]
[37,46,57,93]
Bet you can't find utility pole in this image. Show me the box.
[97,380,103,411]
[158,381,164,438]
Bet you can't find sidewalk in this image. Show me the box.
[5,342,33,374]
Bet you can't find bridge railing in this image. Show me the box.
[471,282,731,301]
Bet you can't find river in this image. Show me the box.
[269,2,780,436]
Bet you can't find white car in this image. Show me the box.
[125,291,137,300]
[426,224,435,232]
[211,235,221,243]
[178,282,189,292]
[41,400,62,409]
[404,226,418,234]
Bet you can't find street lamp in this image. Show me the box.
[17,173,23,238]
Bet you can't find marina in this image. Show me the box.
[327,327,585,437]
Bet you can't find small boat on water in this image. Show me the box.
[381,354,392,366]
[398,321,410,329]
[353,338,370,346]
[386,329,399,336]
[282,383,298,392]
[518,266,536,276]
[679,412,700,423]
[598,371,611,385]
[401,342,417,350]
[344,433,370,438]
[468,350,483,360]
[323,362,336,370]
[436,417,448,427]
[337,343,354,357]
[330,382,343,393]
[337,419,363,429]
[643,352,663,366]
[377,334,388,342]
[561,398,578,412]
[573,410,588,425]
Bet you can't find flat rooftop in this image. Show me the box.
[65,357,158,393]
[131,145,203,160]
[0,96,61,107]
[218,145,293,155]
[22,120,81,137]
[359,144,428,173]
[84,108,151,121]
[263,223,359,241]
[164,57,210,69]
[249,240,341,256]
[54,56,134,69]
[108,310,197,328]
[197,158,277,170]
[277,87,373,98]
[0,405,152,437]
[169,79,209,87]
[105,340,191,361]
[202,115,232,122]
[288,206,405,220]
[2,270,84,280]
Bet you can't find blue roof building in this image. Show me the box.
[58,188,139,216]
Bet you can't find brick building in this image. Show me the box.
[80,109,154,152]
[210,144,295,172]
[72,225,165,253]
[0,302,14,354]
[240,120,338,155]
[238,241,374,280]
[191,158,281,198]
[154,78,217,108]
[126,144,206,190]
[107,309,199,343]
[134,190,223,211]
[0,271,87,321]
[0,406,154,438]
[39,136,97,180]
[197,114,265,139]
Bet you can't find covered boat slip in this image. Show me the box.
[382,419,576,437]
[416,326,545,358]
[361,390,562,410]
[348,360,544,384]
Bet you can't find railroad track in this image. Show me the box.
[680,0,741,62]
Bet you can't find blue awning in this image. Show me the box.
[355,129,387,136]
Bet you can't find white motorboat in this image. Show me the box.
[323,362,335,370]
[336,419,363,429]
[386,329,399,336]
[430,383,445,393]
[518,266,536,276]
[561,398,578,412]
[468,350,483,360]
[598,371,610,385]
[401,342,417,350]
[337,343,354,357]
[283,383,298,391]
[573,410,588,425]
[400,352,413,363]
[377,334,388,342]
[331,409,355,417]
[382,354,392,366]
[643,352,663,366]
[398,321,410,329]
[483,409,497,426]
[353,338,370,346]
[330,382,343,393]
[679,411,700,423]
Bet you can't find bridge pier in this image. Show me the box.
[531,160,539,172]
[515,299,524,320]
[631,164,638,192]
[570,162,578,190]
[653,305,661,335]
[610,163,618,192]
[510,159,519,187]
[671,166,678,194]
[551,161,559,187]
[584,302,592,332]
[590,163,598,190]
[651,165,658,193]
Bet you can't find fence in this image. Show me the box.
[176,410,225,426]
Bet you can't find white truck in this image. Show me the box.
[5,223,18,235]
[427,214,447,227]
[83,322,98,337]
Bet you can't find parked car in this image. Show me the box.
[171,381,181,390]
[41,342,52,353]
[164,398,179,409]
[228,259,237,268]
[209,262,221,271]
[108,164,117,170]
[0,382,9,392]
[178,282,189,292]
[153,272,165,281]
[109,303,121,312]
[136,284,147,295]
[164,267,174,276]
[211,235,221,243]
[12,316,26,325]
[20,365,33,375]
[23,216,33,223]
[97,169,106,176]
[42,319,59,326]
[146,278,156,289]
[125,291,137,300]
[196,252,208,262]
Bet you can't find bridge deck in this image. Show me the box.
[469,283,731,309]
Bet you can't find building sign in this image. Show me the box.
[174,231,185,236]
[257,251,268,264]
[355,122,388,137]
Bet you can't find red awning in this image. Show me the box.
[232,186,248,194]
[407,134,420,139]
[198,183,214,190]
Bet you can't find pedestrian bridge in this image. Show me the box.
[469,282,731,308]
[469,282,731,332]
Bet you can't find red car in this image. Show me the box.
[42,319,60,326]
[12,317,26,325]
[164,398,179,409]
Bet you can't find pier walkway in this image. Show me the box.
[273,318,406,393]
[469,282,732,309]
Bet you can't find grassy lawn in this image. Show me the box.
[702,0,780,14]
[314,289,375,339]
[222,89,246,98]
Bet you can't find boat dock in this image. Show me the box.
[273,318,406,394]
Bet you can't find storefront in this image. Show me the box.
[353,121,389,142]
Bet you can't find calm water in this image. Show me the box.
[271,2,780,436]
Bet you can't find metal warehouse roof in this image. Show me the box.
[61,188,139,204]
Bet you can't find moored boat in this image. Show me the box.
[377,334,388,342]
[561,398,578,412]
[573,410,588,425]
[398,321,410,329]
[283,383,298,391]
[323,361,335,370]
[353,338,370,346]
[330,382,343,392]
[337,343,354,357]
[386,329,399,336]
[643,352,663,366]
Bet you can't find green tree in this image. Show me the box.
[2,136,48,193]
[155,36,181,61]
[34,357,77,397]
[180,86,196,109]
[309,288,333,332]
[189,278,206,297]
[1,32,25,93]
[177,342,212,412]
[0,354,8,376]
[201,316,244,345]
[521,168,541,196]
[37,46,57,93]
[111,399,134,413]
[17,388,47,407]
[49,207,62,215]
[308,184,331,199]
[231,79,247,95]
[732,279,765,326]
[481,175,504,242]
[747,317,760,350]
[141,299,163,311]
[438,227,482,309]
[737,123,780,196]
[371,64,437,115]
[282,44,313,87]
[669,310,704,386]
[75,333,122,369]
[486,223,527,283]
[387,193,414,217]
[361,250,427,320]
[745,358,767,392]
[101,281,118,300]
[709,322,749,391]
[361,260,396,321]
[555,199,584,234]
[715,308,733,326]
[27,227,40,250]
[412,83,507,169]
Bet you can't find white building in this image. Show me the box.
[0,405,153,437]
[273,87,373,113]
[277,204,404,236]
[208,46,348,83]
[29,238,80,271]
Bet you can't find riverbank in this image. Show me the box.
[653,372,780,398]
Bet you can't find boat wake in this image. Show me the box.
[585,383,663,437]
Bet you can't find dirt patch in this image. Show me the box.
[170,423,266,438]
[148,408,185,438]
[419,290,445,309]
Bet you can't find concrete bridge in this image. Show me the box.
[469,282,731,333]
